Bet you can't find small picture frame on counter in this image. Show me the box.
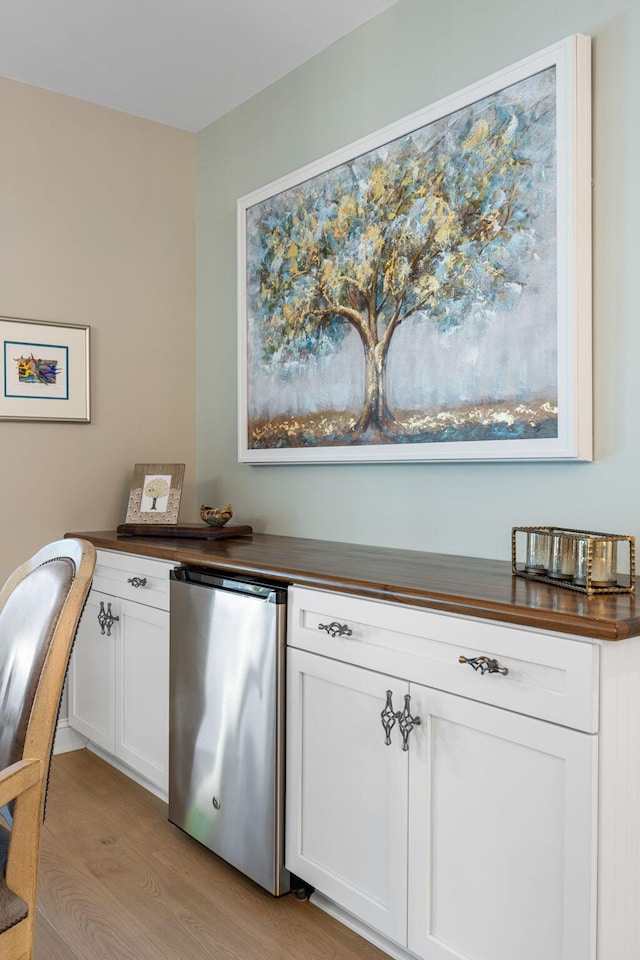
[125,463,185,525]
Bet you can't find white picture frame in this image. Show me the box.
[237,34,592,464]
[0,316,90,422]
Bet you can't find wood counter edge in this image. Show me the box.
[64,531,640,642]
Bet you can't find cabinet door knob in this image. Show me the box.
[459,655,509,676]
[97,601,120,637]
[397,694,421,752]
[318,621,353,638]
[380,690,398,745]
[127,576,147,588]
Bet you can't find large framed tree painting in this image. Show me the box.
[238,35,592,464]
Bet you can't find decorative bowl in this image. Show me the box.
[200,503,233,527]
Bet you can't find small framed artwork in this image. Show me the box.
[0,316,90,422]
[125,463,185,525]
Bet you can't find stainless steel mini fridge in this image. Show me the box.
[168,566,289,895]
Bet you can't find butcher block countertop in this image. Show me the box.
[65,530,640,642]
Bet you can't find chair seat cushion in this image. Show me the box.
[0,876,28,933]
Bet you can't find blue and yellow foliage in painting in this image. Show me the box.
[246,68,558,449]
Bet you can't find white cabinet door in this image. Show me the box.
[286,648,409,945]
[407,683,597,960]
[116,598,169,793]
[68,590,116,753]
[69,589,169,794]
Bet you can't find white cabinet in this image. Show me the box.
[115,596,169,786]
[287,649,409,943]
[68,549,172,796]
[407,685,595,960]
[69,590,116,752]
[286,586,598,960]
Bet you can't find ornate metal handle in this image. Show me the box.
[380,690,398,745]
[127,577,147,588]
[397,694,421,751]
[381,691,422,750]
[97,601,120,637]
[318,621,353,638]
[459,655,509,676]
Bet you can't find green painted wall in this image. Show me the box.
[196,0,639,560]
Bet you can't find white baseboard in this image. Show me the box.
[52,725,168,804]
[53,719,88,755]
[310,891,413,960]
[86,743,168,804]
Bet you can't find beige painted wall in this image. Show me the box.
[0,78,196,584]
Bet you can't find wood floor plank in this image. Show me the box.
[34,913,80,960]
[35,749,389,960]
[152,843,389,960]
[45,820,283,960]
[37,834,188,960]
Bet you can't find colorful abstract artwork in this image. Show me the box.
[238,36,592,463]
[0,318,90,421]
[11,347,65,392]
[15,353,61,385]
[5,340,68,400]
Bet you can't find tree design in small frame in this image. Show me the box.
[125,463,185,524]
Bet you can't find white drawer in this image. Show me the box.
[93,549,173,610]
[287,586,599,732]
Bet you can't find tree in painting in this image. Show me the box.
[247,70,555,445]
[144,476,169,510]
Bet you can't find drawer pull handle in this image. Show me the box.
[97,601,120,637]
[318,621,353,638]
[381,690,398,745]
[127,576,147,588]
[397,694,421,752]
[459,655,509,676]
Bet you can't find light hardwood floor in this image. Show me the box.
[34,749,388,960]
